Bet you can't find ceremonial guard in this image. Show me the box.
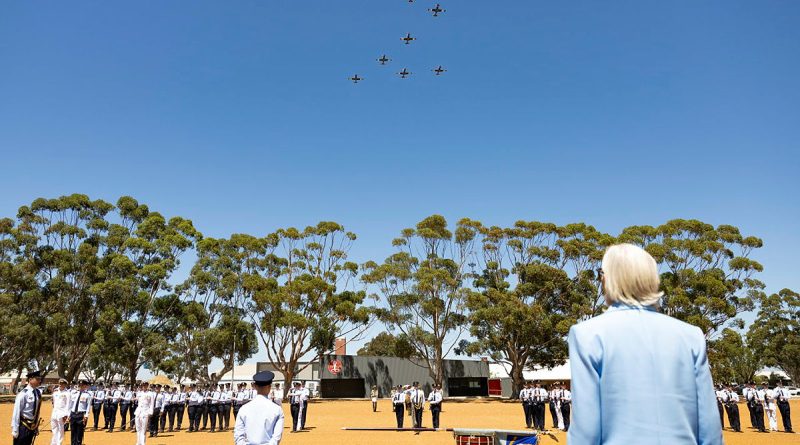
[120,384,133,431]
[427,384,443,429]
[50,379,71,445]
[300,382,310,429]
[234,383,247,418]
[91,383,105,430]
[134,382,154,445]
[392,385,405,428]
[765,386,779,431]
[775,382,793,433]
[130,384,138,431]
[548,384,559,429]
[743,383,756,428]
[752,384,767,432]
[69,380,91,445]
[409,382,425,428]
[187,384,202,432]
[532,381,547,430]
[206,384,220,432]
[715,385,726,430]
[221,383,233,431]
[159,385,170,433]
[106,383,122,432]
[11,370,43,445]
[722,385,741,432]
[271,382,283,406]
[176,385,188,430]
[167,386,179,432]
[559,384,572,432]
[519,382,531,428]
[289,382,303,432]
[371,385,379,412]
[149,384,163,437]
[233,371,284,445]
[200,384,211,430]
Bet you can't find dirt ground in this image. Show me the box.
[1,399,796,445]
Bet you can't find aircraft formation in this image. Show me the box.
[349,2,447,84]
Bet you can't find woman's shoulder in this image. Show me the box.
[571,306,704,341]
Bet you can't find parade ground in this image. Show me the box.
[1,398,796,445]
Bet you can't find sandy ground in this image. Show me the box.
[1,399,796,445]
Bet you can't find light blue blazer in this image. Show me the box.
[567,304,723,445]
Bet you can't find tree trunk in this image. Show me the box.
[283,367,295,402]
[12,367,23,393]
[510,363,525,399]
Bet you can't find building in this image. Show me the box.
[488,361,572,398]
[317,355,490,398]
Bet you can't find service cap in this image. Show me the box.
[26,370,42,379]
[253,371,275,386]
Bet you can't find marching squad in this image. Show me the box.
[9,371,302,445]
[387,382,443,429]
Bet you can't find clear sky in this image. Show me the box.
[1,1,799,369]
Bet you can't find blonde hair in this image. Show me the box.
[601,243,663,307]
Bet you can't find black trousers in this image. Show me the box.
[561,403,571,431]
[717,401,725,429]
[533,402,545,429]
[105,401,118,430]
[725,403,741,432]
[201,404,209,429]
[522,403,532,428]
[430,404,441,429]
[13,424,36,445]
[549,402,558,428]
[233,403,242,420]
[167,405,176,430]
[394,404,404,428]
[413,407,423,428]
[92,403,103,428]
[219,403,230,429]
[747,403,755,428]
[290,403,300,431]
[300,401,307,429]
[753,404,766,432]
[207,404,218,431]
[149,408,160,435]
[130,402,137,428]
[187,405,198,431]
[175,403,185,428]
[120,402,131,429]
[778,400,793,432]
[70,413,86,445]
[159,406,168,431]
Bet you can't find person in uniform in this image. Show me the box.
[409,382,425,428]
[775,381,793,433]
[50,379,71,445]
[220,383,232,431]
[743,383,755,429]
[427,384,443,429]
[120,384,133,432]
[532,381,547,430]
[289,382,303,432]
[392,385,405,428]
[765,385,779,432]
[200,385,210,430]
[69,380,91,445]
[176,385,188,431]
[559,384,572,432]
[134,382,154,445]
[370,385,379,412]
[722,385,741,432]
[234,384,246,419]
[548,383,559,429]
[107,383,122,432]
[753,384,767,432]
[206,384,220,432]
[11,370,43,445]
[187,384,201,432]
[91,383,104,430]
[130,382,139,431]
[271,383,283,406]
[167,386,179,432]
[149,384,163,437]
[714,385,726,430]
[234,371,284,445]
[300,382,310,429]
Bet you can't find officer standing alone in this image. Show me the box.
[234,371,284,445]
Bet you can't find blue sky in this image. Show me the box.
[2,1,799,368]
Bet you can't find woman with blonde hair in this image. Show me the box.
[568,243,722,445]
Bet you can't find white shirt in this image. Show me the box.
[393,391,405,404]
[154,392,165,409]
[122,390,134,402]
[11,385,41,437]
[52,388,72,419]
[427,390,442,406]
[70,389,92,416]
[560,389,572,403]
[775,387,790,402]
[135,391,154,417]
[410,389,425,405]
[234,394,284,445]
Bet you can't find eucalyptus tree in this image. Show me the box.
[708,328,760,384]
[169,235,260,385]
[12,194,115,380]
[0,217,36,375]
[362,215,477,386]
[92,196,201,384]
[247,222,371,390]
[462,221,606,397]
[618,219,764,337]
[747,289,800,383]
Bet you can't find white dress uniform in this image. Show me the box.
[234,394,284,445]
[551,389,564,429]
[134,390,154,445]
[765,388,778,431]
[272,387,283,405]
[50,388,72,445]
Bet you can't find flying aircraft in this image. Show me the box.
[377,54,391,65]
[397,68,412,79]
[432,65,447,76]
[401,33,417,45]
[428,4,446,17]
[349,74,363,84]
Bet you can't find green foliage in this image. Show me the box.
[747,289,800,383]
[708,328,760,384]
[247,222,371,390]
[362,215,476,385]
[357,332,417,358]
[618,219,763,337]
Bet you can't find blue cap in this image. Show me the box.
[253,371,275,386]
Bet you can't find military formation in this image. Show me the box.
[518,381,571,432]
[716,382,794,434]
[387,382,443,429]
